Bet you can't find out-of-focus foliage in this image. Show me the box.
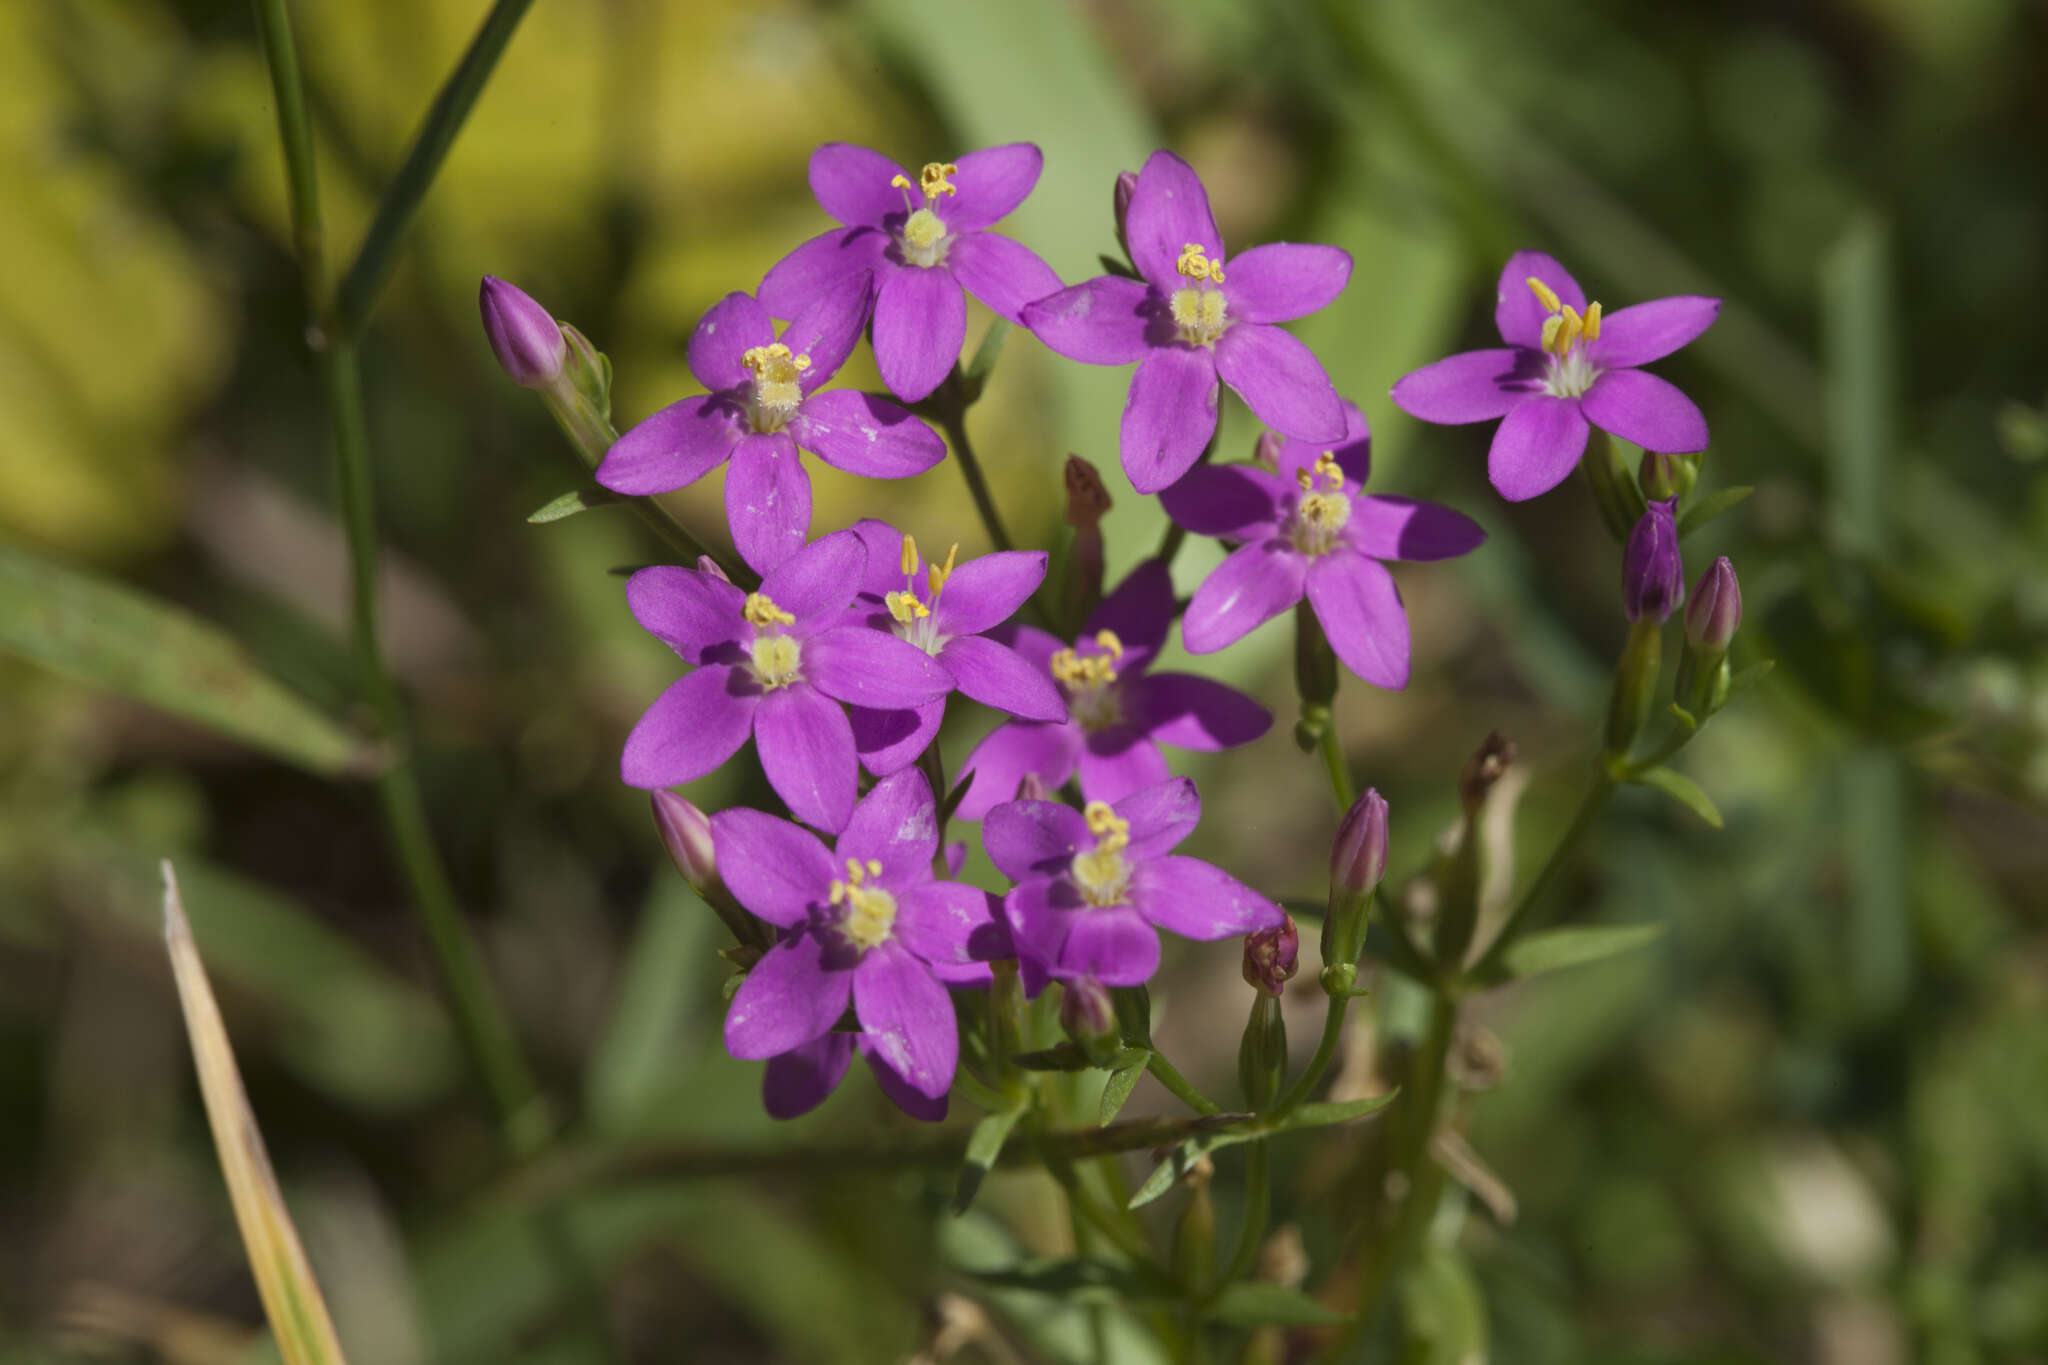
[1,0,2044,1362]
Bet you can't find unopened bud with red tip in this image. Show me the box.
[1242,914,1299,998]
[651,791,715,895]
[1112,170,1138,258]
[1684,557,1742,654]
[1059,976,1117,1051]
[1622,498,1685,623]
[479,276,567,391]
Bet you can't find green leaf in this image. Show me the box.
[527,488,625,523]
[1203,1281,1350,1328]
[1400,1246,1488,1363]
[1490,923,1667,986]
[963,1256,1168,1302]
[1099,1052,1149,1126]
[1013,1043,1147,1074]
[1632,765,1725,827]
[954,1107,1025,1215]
[1277,1089,1402,1132]
[1129,1131,1255,1209]
[1677,485,1754,537]
[1727,657,1776,698]
[1127,1091,1403,1208]
[0,542,378,777]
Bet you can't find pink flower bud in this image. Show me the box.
[1059,976,1116,1045]
[650,791,716,894]
[1684,556,1742,653]
[1112,170,1139,256]
[1623,498,1685,623]
[1017,772,1053,803]
[478,276,566,390]
[1331,788,1389,896]
[1241,915,1300,997]
[695,554,731,584]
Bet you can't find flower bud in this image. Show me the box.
[1638,448,1696,503]
[1684,556,1741,654]
[1622,498,1685,623]
[1059,976,1117,1049]
[1252,430,1285,471]
[1063,455,1111,627]
[1606,617,1663,755]
[1112,170,1139,258]
[1237,993,1287,1111]
[1456,734,1517,817]
[1584,431,1647,540]
[1241,915,1300,997]
[1017,771,1052,803]
[478,276,567,390]
[651,790,716,894]
[695,554,731,583]
[1331,789,1390,897]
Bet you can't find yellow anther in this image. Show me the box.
[742,592,796,628]
[1525,276,1562,314]
[1177,243,1225,283]
[1583,300,1602,342]
[1050,647,1118,689]
[886,590,930,624]
[1094,629,1124,660]
[741,342,811,379]
[1082,800,1131,850]
[1169,286,1229,345]
[927,543,959,597]
[899,534,920,578]
[867,858,883,875]
[833,856,898,948]
[1290,453,1353,555]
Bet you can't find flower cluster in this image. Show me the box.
[483,137,1735,1123]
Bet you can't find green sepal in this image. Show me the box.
[527,488,625,523]
[1632,765,1724,827]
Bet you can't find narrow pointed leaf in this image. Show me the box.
[1099,1051,1150,1126]
[953,1107,1025,1215]
[1677,485,1753,537]
[163,862,352,1365]
[0,543,378,777]
[1633,765,1725,827]
[528,488,625,523]
[1276,1089,1401,1132]
[1203,1281,1350,1328]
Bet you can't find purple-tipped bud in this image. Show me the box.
[479,276,567,390]
[1684,556,1742,653]
[650,791,716,895]
[1242,915,1300,997]
[1017,772,1053,803]
[1059,976,1117,1046]
[943,840,967,878]
[1331,789,1390,897]
[1112,170,1139,256]
[1252,430,1286,471]
[1622,498,1685,623]
[695,554,731,584]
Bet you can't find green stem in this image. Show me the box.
[1147,1051,1223,1117]
[1317,719,1355,812]
[250,0,323,314]
[936,373,1015,553]
[1215,1141,1271,1290]
[549,394,748,582]
[1155,520,1187,569]
[1467,769,1617,982]
[1275,993,1349,1114]
[330,0,537,338]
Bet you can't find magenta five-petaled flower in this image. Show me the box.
[760,144,1063,404]
[1023,150,1352,493]
[596,275,945,575]
[986,777,1282,987]
[954,560,1272,820]
[838,519,1065,774]
[717,769,1009,1121]
[1162,404,1485,689]
[620,531,951,833]
[1390,251,1720,502]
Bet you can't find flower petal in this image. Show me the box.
[1001,878,1081,984]
[790,390,946,477]
[1213,322,1345,445]
[1056,905,1161,987]
[1222,243,1352,324]
[759,227,886,324]
[1344,496,1487,563]
[763,1032,853,1119]
[726,433,811,575]
[809,142,911,229]
[754,684,858,833]
[1305,554,1411,690]
[872,265,966,403]
[1581,368,1709,453]
[597,395,741,496]
[1486,394,1589,501]
[1129,673,1273,752]
[725,930,850,1059]
[784,269,875,391]
[1130,856,1283,940]
[710,807,835,927]
[947,232,1063,323]
[860,1039,949,1121]
[955,720,1082,821]
[1270,400,1374,488]
[620,665,758,788]
[1181,540,1306,654]
[853,943,956,1099]
[1022,276,1155,365]
[849,701,944,776]
[760,526,867,625]
[983,798,1091,881]
[838,765,939,875]
[1121,345,1221,493]
[1388,348,1539,425]
[843,517,911,599]
[686,292,776,392]
[626,565,747,664]
[1087,559,1176,664]
[1125,148,1223,291]
[896,881,1006,982]
[805,626,954,709]
[930,550,1048,637]
[944,142,1044,232]
[1113,776,1201,860]
[1587,295,1721,369]
[1077,734,1171,804]
[1495,250,1586,349]
[1158,463,1285,541]
[939,634,1065,721]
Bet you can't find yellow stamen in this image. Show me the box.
[1094,629,1123,660]
[740,342,811,380]
[899,534,920,578]
[1070,801,1134,907]
[1525,276,1562,314]
[742,592,795,628]
[927,543,959,598]
[886,590,929,624]
[1083,800,1130,851]
[1583,300,1602,342]
[1176,243,1225,283]
[829,857,898,949]
[1050,647,1118,690]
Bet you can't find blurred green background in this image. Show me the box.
[3,0,2047,1361]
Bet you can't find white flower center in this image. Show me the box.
[741,343,809,433]
[1049,629,1125,731]
[890,162,958,269]
[830,858,897,950]
[1525,276,1604,400]
[884,533,958,655]
[743,592,802,690]
[1067,802,1132,908]
[1168,242,1229,347]
[1288,452,1352,557]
